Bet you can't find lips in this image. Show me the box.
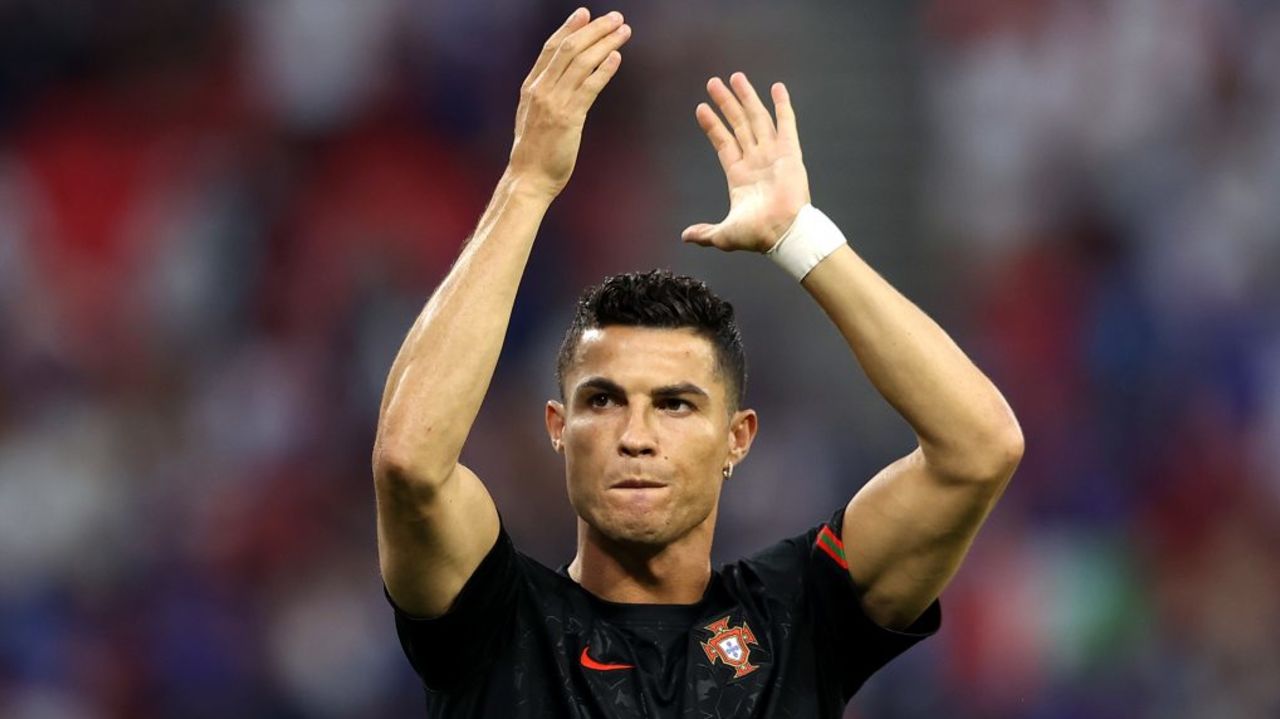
[611,478,666,489]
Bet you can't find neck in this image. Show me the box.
[568,516,715,605]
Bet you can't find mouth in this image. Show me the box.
[610,479,667,490]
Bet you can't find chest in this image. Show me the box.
[480,602,830,719]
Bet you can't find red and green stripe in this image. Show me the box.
[815,525,848,569]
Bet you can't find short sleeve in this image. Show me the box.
[808,506,941,700]
[383,522,521,690]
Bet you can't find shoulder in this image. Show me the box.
[717,513,835,607]
[385,524,586,689]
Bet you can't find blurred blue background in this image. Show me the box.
[1,1,1278,717]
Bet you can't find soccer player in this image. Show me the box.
[374,8,1023,717]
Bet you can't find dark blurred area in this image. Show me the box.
[0,1,1277,717]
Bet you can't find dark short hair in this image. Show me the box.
[555,269,747,410]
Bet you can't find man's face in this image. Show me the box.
[546,326,756,547]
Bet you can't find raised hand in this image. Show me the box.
[683,73,812,253]
[508,8,632,201]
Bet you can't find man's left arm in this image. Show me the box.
[802,240,1023,631]
[686,71,1023,632]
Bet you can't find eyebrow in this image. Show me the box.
[574,377,710,400]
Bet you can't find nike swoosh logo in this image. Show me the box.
[579,645,634,671]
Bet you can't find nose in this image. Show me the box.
[617,403,658,457]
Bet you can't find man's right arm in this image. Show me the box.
[372,8,631,618]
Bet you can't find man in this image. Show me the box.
[373,8,1023,717]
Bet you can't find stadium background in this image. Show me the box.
[1,0,1278,717]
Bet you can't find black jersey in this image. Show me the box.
[385,507,941,718]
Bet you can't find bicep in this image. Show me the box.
[376,463,500,618]
[842,446,1010,630]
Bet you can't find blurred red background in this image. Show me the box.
[1,1,1277,717]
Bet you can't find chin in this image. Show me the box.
[591,501,712,550]
[594,512,672,547]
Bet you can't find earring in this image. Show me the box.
[722,463,734,479]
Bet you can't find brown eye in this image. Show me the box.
[588,393,613,408]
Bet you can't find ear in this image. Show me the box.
[546,400,567,454]
[726,408,758,466]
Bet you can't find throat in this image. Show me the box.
[570,522,714,605]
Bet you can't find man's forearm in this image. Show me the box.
[374,171,554,486]
[802,244,1022,481]
[372,5,629,490]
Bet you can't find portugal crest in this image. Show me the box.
[700,616,760,678]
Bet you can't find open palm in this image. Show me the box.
[683,73,812,253]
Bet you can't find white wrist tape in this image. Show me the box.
[765,204,847,281]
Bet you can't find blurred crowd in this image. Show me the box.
[0,1,1277,718]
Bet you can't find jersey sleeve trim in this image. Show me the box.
[815,524,848,569]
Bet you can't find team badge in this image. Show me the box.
[700,616,760,678]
